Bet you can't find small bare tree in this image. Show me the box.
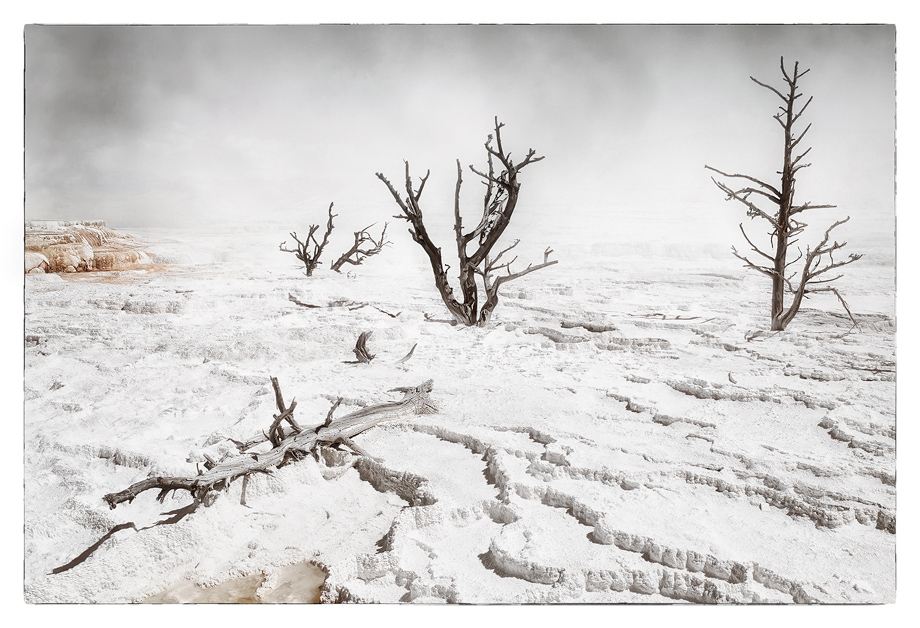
[330,223,391,272]
[279,202,336,276]
[706,58,862,331]
[377,118,557,326]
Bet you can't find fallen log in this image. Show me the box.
[103,378,437,510]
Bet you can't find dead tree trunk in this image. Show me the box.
[102,379,436,510]
[279,202,336,276]
[330,223,391,272]
[351,331,375,363]
[706,57,861,331]
[377,117,557,326]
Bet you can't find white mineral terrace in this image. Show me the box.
[23,226,895,604]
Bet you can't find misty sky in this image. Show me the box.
[24,25,895,247]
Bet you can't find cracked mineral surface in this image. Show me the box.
[23,226,894,603]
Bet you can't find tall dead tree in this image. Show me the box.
[279,202,336,276]
[330,223,391,272]
[377,117,557,326]
[706,58,862,331]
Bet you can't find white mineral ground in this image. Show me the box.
[23,223,895,604]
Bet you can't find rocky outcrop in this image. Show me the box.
[25,252,50,274]
[24,221,151,274]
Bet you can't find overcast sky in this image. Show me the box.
[24,25,894,247]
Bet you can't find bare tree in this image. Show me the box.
[279,202,336,276]
[330,223,391,272]
[706,58,862,331]
[377,117,557,326]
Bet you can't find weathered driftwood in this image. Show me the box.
[102,379,436,510]
[395,343,417,364]
[626,313,708,322]
[344,333,417,365]
[287,294,400,318]
[288,294,321,308]
[352,331,376,363]
[346,302,401,318]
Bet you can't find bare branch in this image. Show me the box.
[731,246,795,291]
[806,286,857,328]
[790,123,812,150]
[731,247,775,278]
[487,238,521,269]
[395,343,417,364]
[376,171,411,216]
[468,164,508,188]
[780,56,792,84]
[492,257,559,291]
[453,159,467,251]
[738,223,776,263]
[414,172,429,204]
[331,223,391,272]
[784,248,803,269]
[806,274,845,285]
[710,177,780,229]
[750,75,787,101]
[791,146,812,167]
[316,202,335,257]
[790,201,836,216]
[704,166,781,199]
[792,96,813,125]
[321,397,342,430]
[806,251,862,282]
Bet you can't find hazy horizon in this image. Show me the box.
[25,25,895,249]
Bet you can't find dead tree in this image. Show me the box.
[377,117,557,326]
[706,58,861,331]
[102,379,436,510]
[279,202,336,276]
[330,223,391,272]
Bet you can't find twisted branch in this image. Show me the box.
[330,223,391,272]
